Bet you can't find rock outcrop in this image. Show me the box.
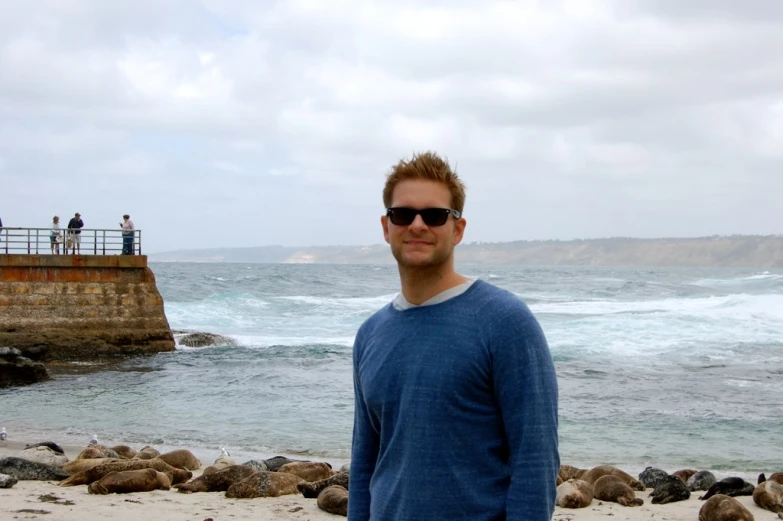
[0,347,50,388]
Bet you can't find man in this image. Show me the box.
[67,212,83,254]
[120,214,135,255]
[349,151,559,521]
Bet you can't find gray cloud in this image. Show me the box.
[1,0,781,252]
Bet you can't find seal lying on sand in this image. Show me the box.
[699,477,755,500]
[689,470,718,491]
[225,471,304,498]
[759,473,783,485]
[277,461,333,482]
[0,473,18,488]
[77,446,120,460]
[0,457,69,481]
[24,442,65,455]
[318,485,348,516]
[133,446,161,460]
[559,464,587,482]
[699,494,754,521]
[754,480,783,514]
[17,446,68,467]
[639,467,670,489]
[202,449,236,476]
[174,465,258,493]
[673,469,698,483]
[62,458,121,475]
[593,475,643,506]
[88,468,171,494]
[241,460,270,473]
[110,445,137,459]
[60,458,191,486]
[556,479,593,508]
[298,471,350,498]
[156,449,201,471]
[263,456,304,472]
[650,474,690,504]
[582,465,645,491]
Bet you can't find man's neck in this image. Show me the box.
[398,263,469,305]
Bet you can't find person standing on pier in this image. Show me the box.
[50,216,62,254]
[67,212,83,254]
[120,214,135,255]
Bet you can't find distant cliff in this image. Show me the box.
[148,235,783,268]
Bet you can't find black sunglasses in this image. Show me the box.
[386,207,461,227]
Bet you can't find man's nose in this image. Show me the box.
[408,213,428,230]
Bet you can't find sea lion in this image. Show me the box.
[593,474,643,507]
[225,471,305,498]
[0,472,18,488]
[110,445,137,459]
[298,471,350,498]
[156,449,201,470]
[24,442,65,455]
[760,473,783,485]
[673,469,698,483]
[203,453,237,476]
[134,446,161,460]
[242,460,270,473]
[699,477,755,500]
[317,485,348,516]
[559,464,587,482]
[689,470,718,491]
[59,458,191,486]
[582,465,645,491]
[77,446,120,460]
[639,467,670,489]
[174,465,257,493]
[277,461,334,482]
[556,479,593,508]
[62,458,121,475]
[88,468,171,494]
[0,457,69,481]
[699,494,754,521]
[650,474,691,504]
[17,446,69,467]
[753,480,783,514]
[264,456,304,472]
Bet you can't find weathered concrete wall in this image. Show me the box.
[0,254,175,360]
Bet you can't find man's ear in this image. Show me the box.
[381,215,390,244]
[453,217,466,246]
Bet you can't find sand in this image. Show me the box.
[0,440,770,521]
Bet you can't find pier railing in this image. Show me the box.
[0,228,143,255]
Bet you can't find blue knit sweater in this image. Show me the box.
[349,279,559,521]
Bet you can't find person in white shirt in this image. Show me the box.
[50,216,62,254]
[120,214,135,255]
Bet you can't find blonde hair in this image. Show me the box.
[382,151,466,212]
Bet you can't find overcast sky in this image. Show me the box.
[1,1,781,253]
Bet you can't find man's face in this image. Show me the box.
[381,179,466,270]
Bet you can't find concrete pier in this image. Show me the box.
[0,254,175,360]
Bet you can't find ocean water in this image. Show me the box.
[1,263,782,476]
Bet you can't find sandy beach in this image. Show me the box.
[1,439,773,521]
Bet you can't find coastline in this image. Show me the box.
[0,439,770,521]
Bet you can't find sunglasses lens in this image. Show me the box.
[420,209,449,226]
[388,208,416,225]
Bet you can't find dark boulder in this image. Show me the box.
[177,332,237,348]
[0,347,50,388]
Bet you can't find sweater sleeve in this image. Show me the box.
[348,325,379,521]
[490,300,559,521]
